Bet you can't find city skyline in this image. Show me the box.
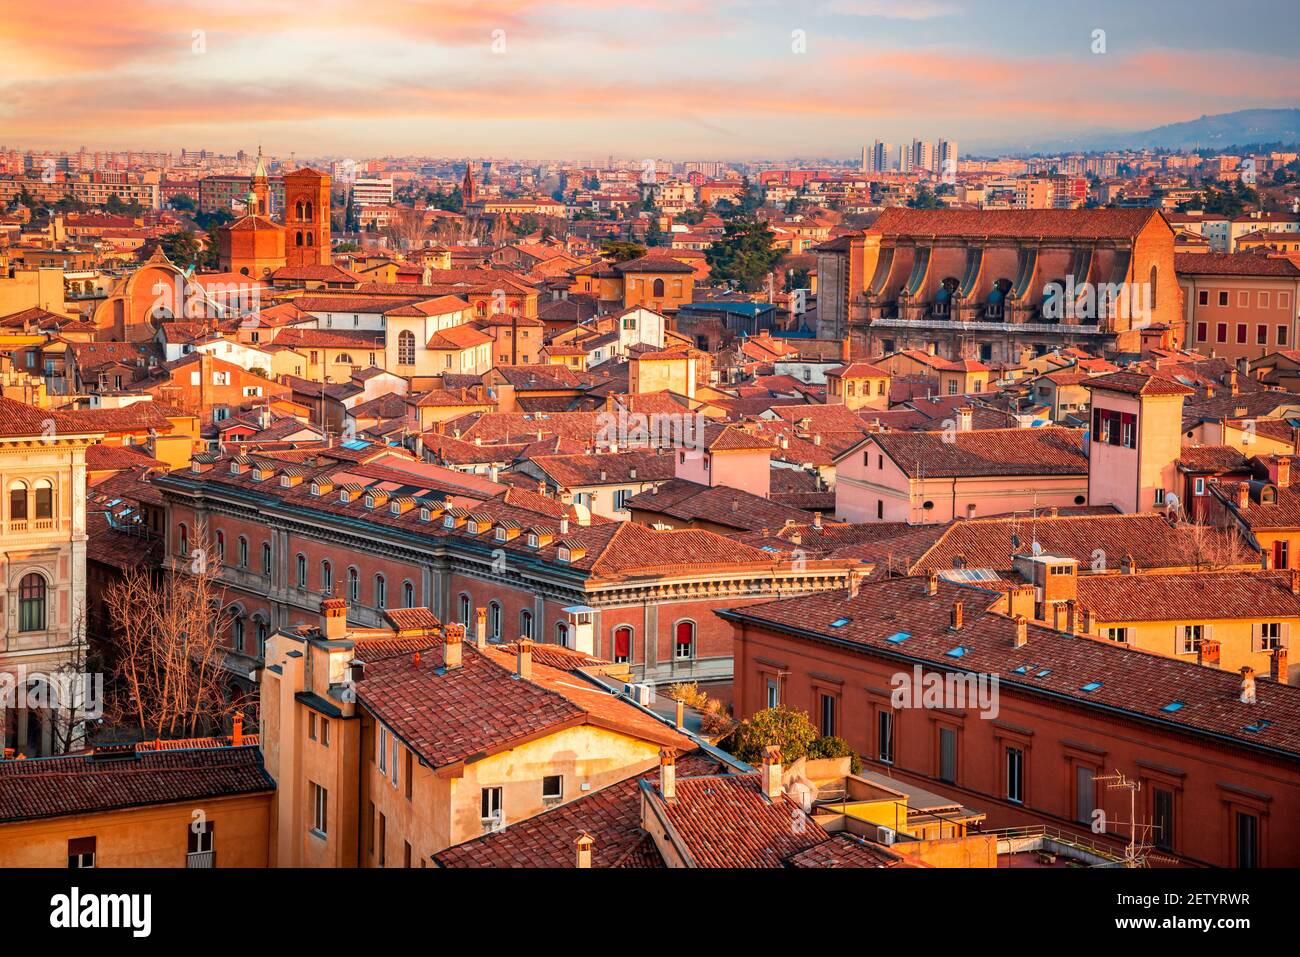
[1,0,1296,159]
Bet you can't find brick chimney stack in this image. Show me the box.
[515,638,533,680]
[926,572,939,597]
[1237,483,1250,510]
[1240,666,1257,704]
[321,597,348,640]
[575,833,594,869]
[1271,647,1289,685]
[1013,614,1027,647]
[1198,638,1221,668]
[761,745,783,801]
[231,712,244,746]
[950,600,964,630]
[475,607,487,648]
[443,622,465,670]
[659,748,676,801]
[1277,456,1291,489]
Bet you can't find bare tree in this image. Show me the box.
[49,601,103,755]
[384,206,430,251]
[103,524,241,740]
[1170,519,1256,572]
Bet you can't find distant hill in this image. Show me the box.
[1121,109,1300,151]
[981,109,1300,156]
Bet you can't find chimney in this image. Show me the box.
[1291,568,1299,595]
[926,572,939,596]
[957,407,972,432]
[575,833,594,869]
[1198,638,1221,668]
[321,597,348,639]
[1082,607,1095,634]
[560,516,570,535]
[515,637,533,680]
[1066,599,1078,634]
[1240,666,1257,704]
[761,745,783,801]
[950,600,964,631]
[848,571,861,598]
[231,712,244,746]
[1271,647,1289,685]
[1120,554,1136,575]
[474,607,487,647]
[1228,370,1239,395]
[1236,483,1250,510]
[443,622,464,670]
[1013,614,1028,647]
[674,697,685,729]
[1278,456,1291,489]
[812,511,823,530]
[659,748,677,801]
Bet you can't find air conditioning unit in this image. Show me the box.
[876,826,896,846]
[623,682,656,706]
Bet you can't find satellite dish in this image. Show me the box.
[1166,492,1180,510]
[1010,533,1021,549]
[1031,541,1044,556]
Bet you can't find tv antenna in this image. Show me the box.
[1093,770,1178,868]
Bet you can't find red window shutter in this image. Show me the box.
[614,627,631,659]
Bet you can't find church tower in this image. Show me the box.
[249,146,270,217]
[283,167,331,267]
[462,162,476,206]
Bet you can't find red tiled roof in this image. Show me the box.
[849,427,1088,478]
[1084,371,1196,397]
[1175,253,1300,277]
[1077,569,1300,622]
[868,207,1161,241]
[0,745,272,823]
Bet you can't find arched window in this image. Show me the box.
[348,567,360,602]
[33,479,53,520]
[306,232,314,247]
[305,202,314,220]
[257,619,269,658]
[233,616,245,652]
[238,536,249,568]
[556,621,570,648]
[458,593,471,625]
[295,231,303,247]
[612,625,633,664]
[296,553,307,587]
[18,573,46,632]
[215,530,225,564]
[520,609,534,639]
[1150,265,1158,311]
[321,560,333,594]
[178,523,189,556]
[398,330,416,365]
[488,601,501,640]
[335,354,354,365]
[652,278,665,298]
[475,301,487,317]
[295,201,304,220]
[402,580,414,608]
[374,574,386,608]
[261,541,272,576]
[8,481,28,521]
[674,620,695,660]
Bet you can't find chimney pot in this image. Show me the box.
[515,637,533,680]
[1271,647,1289,685]
[231,712,244,746]
[575,832,594,869]
[321,597,348,639]
[444,622,465,669]
[761,745,783,801]
[475,607,488,648]
[813,511,823,530]
[659,748,677,801]
[1198,638,1221,668]
[674,698,685,729]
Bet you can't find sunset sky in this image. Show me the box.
[0,0,1296,160]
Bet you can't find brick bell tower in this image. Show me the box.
[283,167,331,267]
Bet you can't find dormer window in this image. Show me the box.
[527,533,538,547]
[443,513,455,528]
[494,527,507,542]
[557,545,571,562]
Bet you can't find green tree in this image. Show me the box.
[908,186,943,209]
[168,194,197,213]
[706,216,780,291]
[155,230,217,271]
[720,706,819,764]
[601,240,646,262]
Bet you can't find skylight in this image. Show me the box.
[1244,719,1272,733]
[885,631,910,644]
[1080,681,1103,692]
[945,646,969,658]
[830,617,851,628]
[1013,665,1031,675]
[1161,701,1185,713]
[1034,669,1052,678]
